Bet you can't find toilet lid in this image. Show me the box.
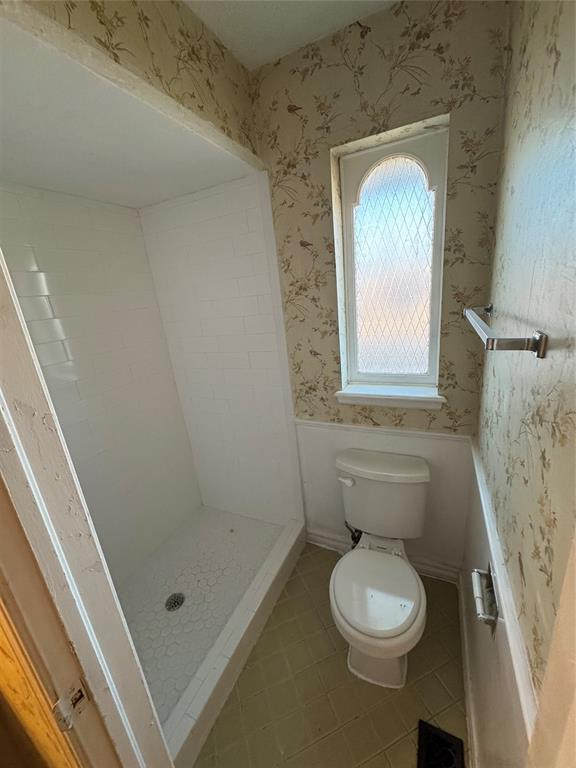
[333,549,421,639]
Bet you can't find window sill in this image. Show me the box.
[335,384,446,410]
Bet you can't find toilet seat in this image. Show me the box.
[329,548,427,662]
[332,549,421,639]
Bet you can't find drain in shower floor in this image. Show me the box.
[165,592,185,611]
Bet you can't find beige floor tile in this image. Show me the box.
[284,748,320,768]
[284,574,308,598]
[297,548,339,575]
[285,637,315,674]
[305,694,339,742]
[217,737,251,768]
[290,592,317,616]
[328,680,364,724]
[313,731,356,768]
[268,678,301,720]
[317,651,354,691]
[301,563,334,591]
[406,633,450,682]
[275,708,314,758]
[307,629,336,663]
[327,625,348,652]
[246,723,283,768]
[241,689,274,733]
[360,750,391,767]
[315,600,335,628]
[307,582,332,607]
[435,621,462,658]
[413,672,454,715]
[261,650,293,687]
[297,608,325,638]
[392,686,431,733]
[343,713,382,764]
[279,616,307,647]
[354,677,393,710]
[253,626,284,660]
[385,734,418,768]
[369,698,407,749]
[238,662,266,700]
[435,702,468,748]
[213,709,245,752]
[192,550,468,768]
[294,666,326,703]
[436,658,465,700]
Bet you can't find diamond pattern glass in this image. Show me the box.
[353,156,435,376]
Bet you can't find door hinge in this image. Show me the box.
[52,681,89,732]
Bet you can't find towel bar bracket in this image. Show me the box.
[463,304,548,359]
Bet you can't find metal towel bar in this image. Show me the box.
[463,304,548,358]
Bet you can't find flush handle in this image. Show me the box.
[337,476,355,488]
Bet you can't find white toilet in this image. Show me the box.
[329,448,430,688]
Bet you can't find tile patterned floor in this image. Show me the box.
[188,544,467,768]
[118,507,281,722]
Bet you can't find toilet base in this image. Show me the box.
[347,646,407,689]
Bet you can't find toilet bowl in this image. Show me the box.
[329,537,426,687]
[329,449,431,688]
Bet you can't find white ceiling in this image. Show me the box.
[187,1,393,70]
[0,21,255,209]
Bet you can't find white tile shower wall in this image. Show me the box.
[296,419,473,577]
[0,182,201,585]
[140,174,302,526]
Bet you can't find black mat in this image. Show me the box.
[417,720,465,768]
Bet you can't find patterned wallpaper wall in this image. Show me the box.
[29,0,254,153]
[9,0,575,700]
[252,2,509,433]
[478,0,575,691]
[19,0,512,435]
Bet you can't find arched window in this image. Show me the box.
[335,127,448,405]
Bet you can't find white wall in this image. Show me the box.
[296,419,473,578]
[0,182,201,585]
[460,448,531,767]
[140,175,302,526]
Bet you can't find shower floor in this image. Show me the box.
[118,506,282,723]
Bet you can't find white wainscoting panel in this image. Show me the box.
[459,445,533,767]
[296,419,473,580]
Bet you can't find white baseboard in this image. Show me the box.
[306,527,349,553]
[458,570,479,768]
[306,528,460,583]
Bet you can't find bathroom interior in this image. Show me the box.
[0,2,573,768]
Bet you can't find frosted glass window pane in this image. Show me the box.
[353,156,435,375]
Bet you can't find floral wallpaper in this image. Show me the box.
[478,0,575,691]
[15,0,511,435]
[251,1,510,433]
[28,0,255,153]
[8,0,575,700]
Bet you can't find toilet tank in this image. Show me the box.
[335,449,430,539]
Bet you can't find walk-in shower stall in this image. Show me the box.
[0,18,304,761]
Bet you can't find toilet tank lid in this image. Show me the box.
[335,449,430,483]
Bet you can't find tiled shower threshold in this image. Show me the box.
[119,506,305,760]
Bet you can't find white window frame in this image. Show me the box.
[331,120,449,409]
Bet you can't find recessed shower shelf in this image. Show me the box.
[463,304,548,359]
